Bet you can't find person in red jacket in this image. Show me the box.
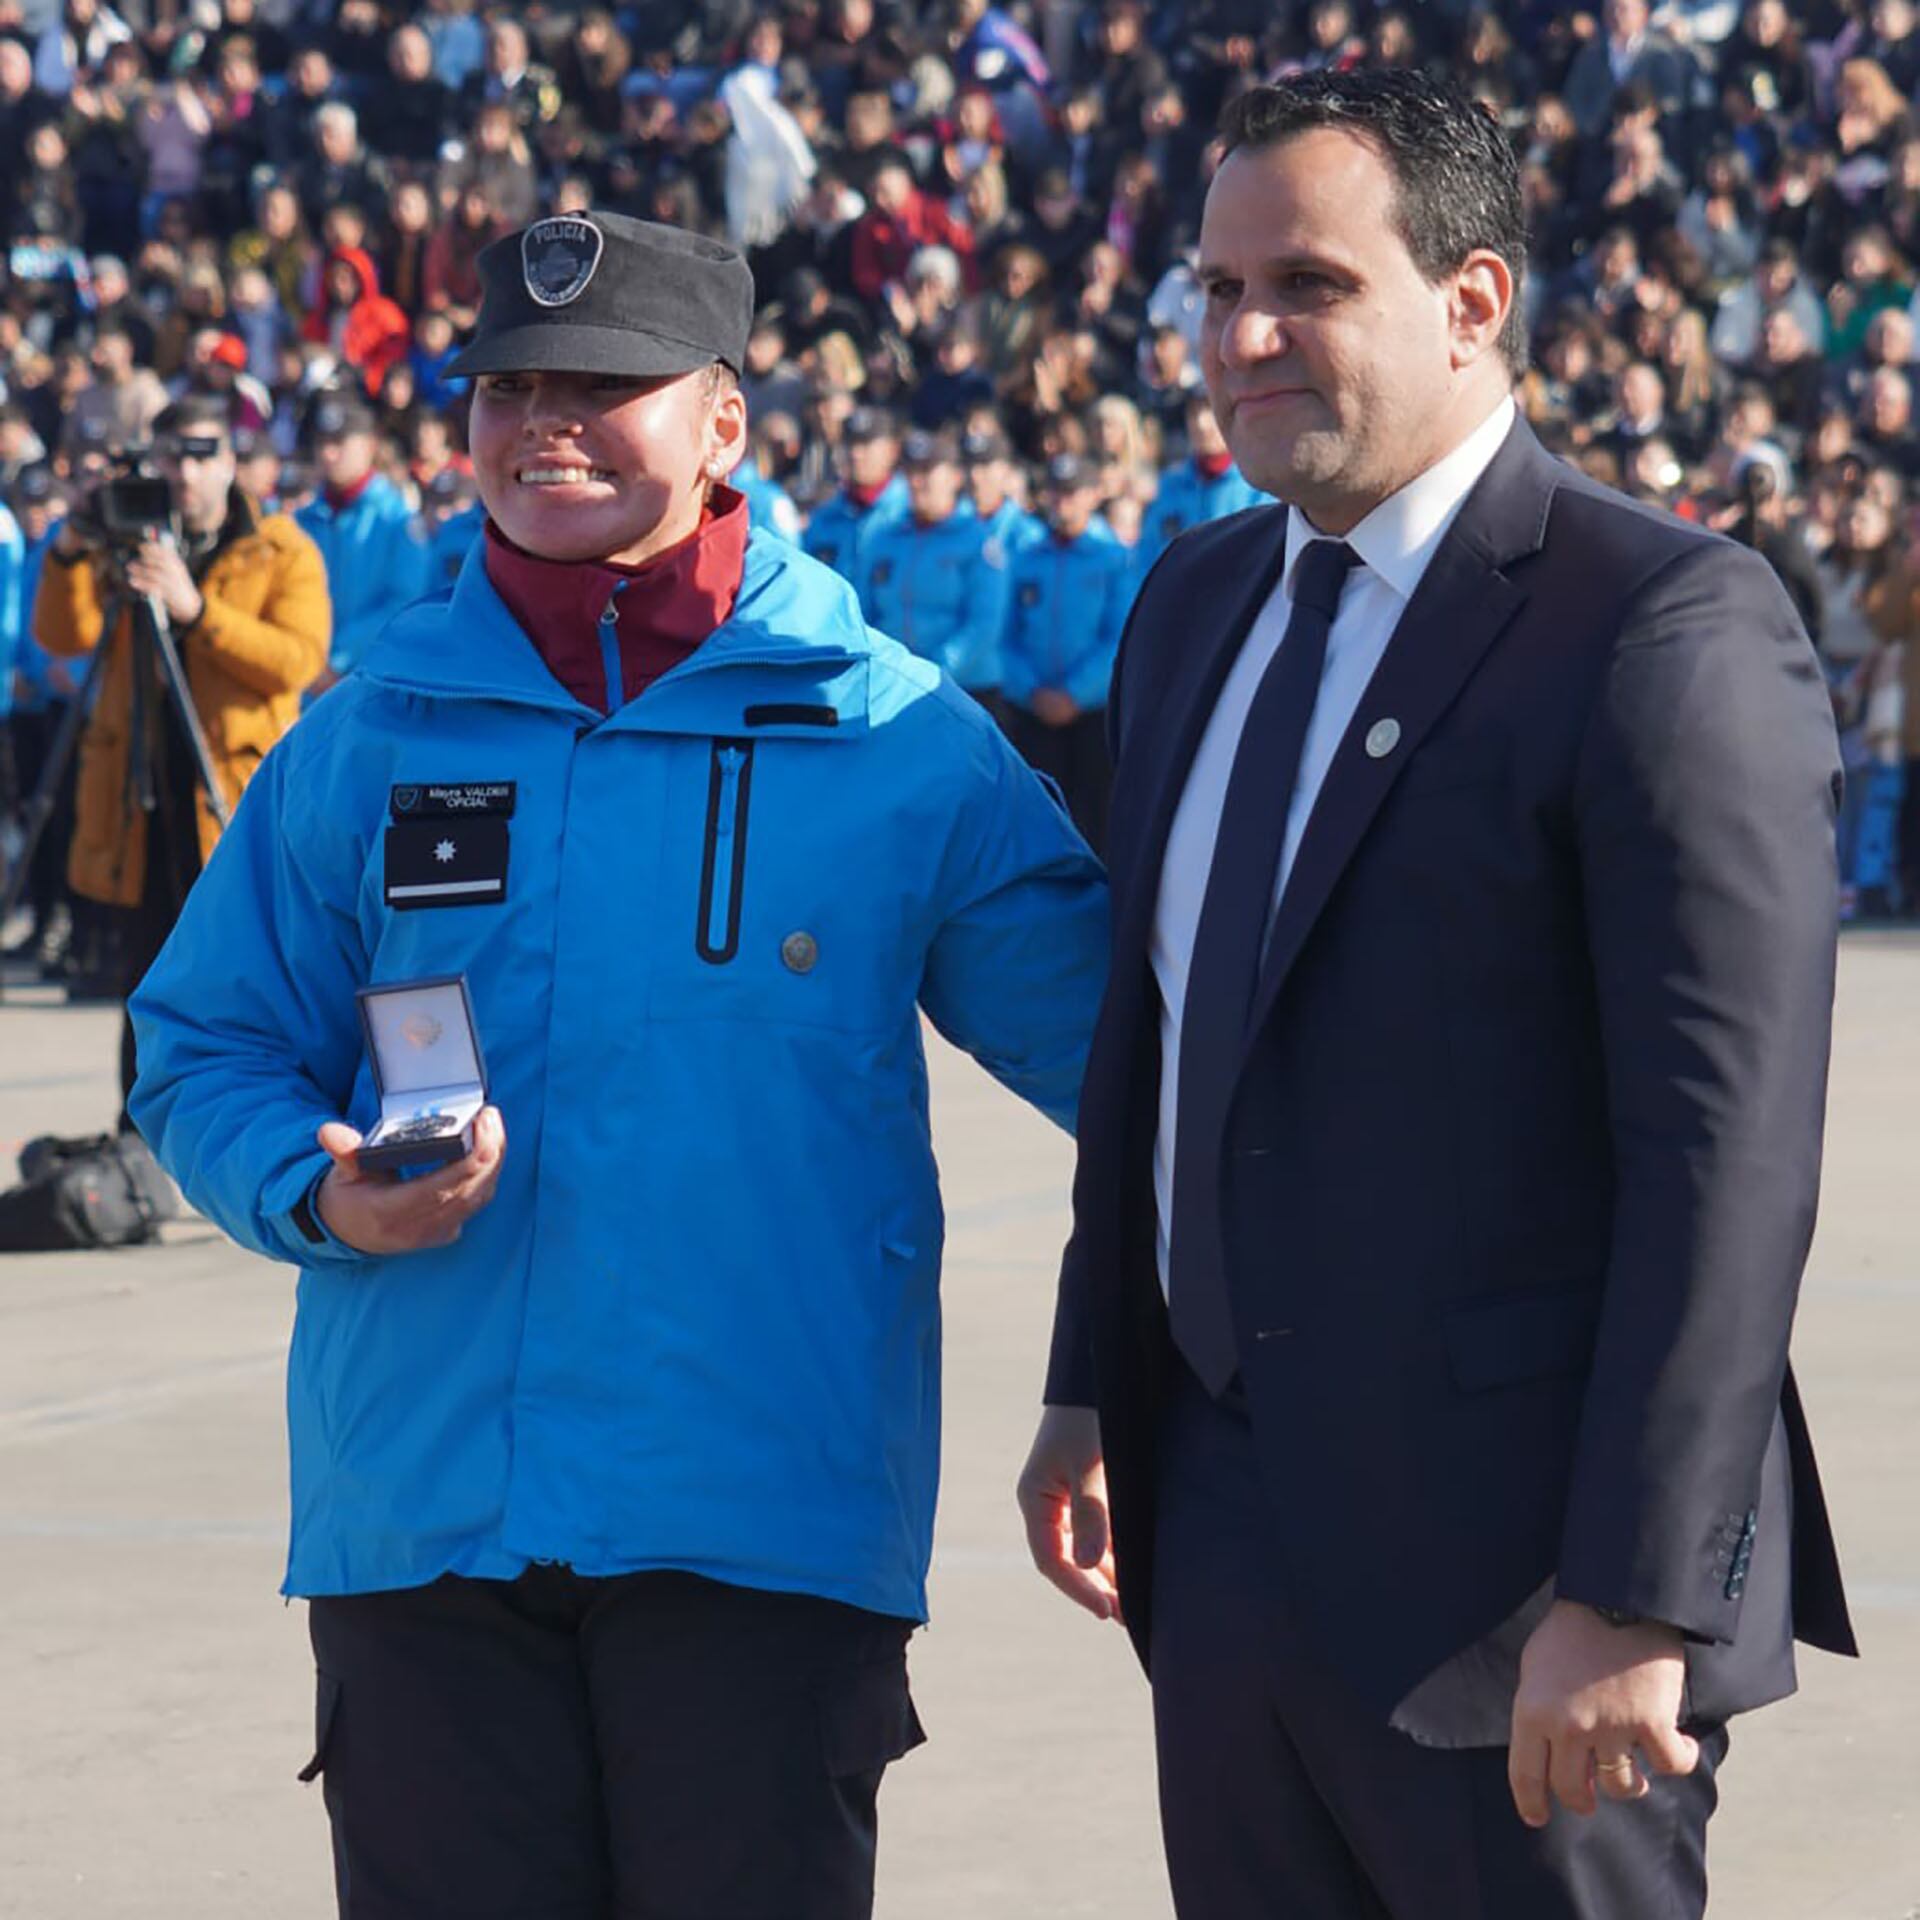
[847,155,976,305]
[301,246,410,395]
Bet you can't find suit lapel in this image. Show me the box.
[1245,419,1557,1040]
[1110,507,1291,972]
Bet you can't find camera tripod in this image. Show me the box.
[0,563,230,1006]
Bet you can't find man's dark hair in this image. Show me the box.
[154,394,234,444]
[1219,69,1530,376]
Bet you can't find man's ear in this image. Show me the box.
[1452,250,1515,370]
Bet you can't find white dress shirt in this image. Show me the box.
[1150,396,1517,1295]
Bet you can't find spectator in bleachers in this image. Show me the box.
[5,0,1920,921]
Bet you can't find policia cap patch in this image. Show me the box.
[522,217,605,308]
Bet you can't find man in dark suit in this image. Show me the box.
[1016,69,1854,1919]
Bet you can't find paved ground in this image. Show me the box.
[0,935,1916,1919]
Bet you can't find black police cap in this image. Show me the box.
[312,395,377,441]
[845,406,898,445]
[13,464,55,504]
[902,429,957,469]
[961,426,1009,466]
[447,211,754,381]
[1044,451,1091,492]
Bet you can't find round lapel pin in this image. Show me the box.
[1365,718,1402,760]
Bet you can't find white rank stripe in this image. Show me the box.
[388,879,505,899]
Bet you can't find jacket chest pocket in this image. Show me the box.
[697,739,754,964]
[649,736,908,1033]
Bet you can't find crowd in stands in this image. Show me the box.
[5,0,1920,991]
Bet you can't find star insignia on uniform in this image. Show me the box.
[435,839,456,863]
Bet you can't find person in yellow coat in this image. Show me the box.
[34,393,330,1120]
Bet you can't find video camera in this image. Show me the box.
[80,448,177,553]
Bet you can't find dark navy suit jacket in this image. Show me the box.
[1045,416,1858,1728]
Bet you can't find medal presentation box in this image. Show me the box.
[354,975,489,1174]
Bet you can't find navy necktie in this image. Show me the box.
[1169,537,1359,1397]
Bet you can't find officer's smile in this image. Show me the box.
[515,464,619,489]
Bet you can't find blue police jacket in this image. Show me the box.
[732,462,804,545]
[427,502,486,593]
[128,530,1109,1621]
[0,505,21,719]
[1002,521,1135,713]
[855,509,1011,693]
[295,473,431,674]
[801,475,908,582]
[1136,459,1266,577]
[975,496,1045,562]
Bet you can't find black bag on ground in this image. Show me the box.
[0,1132,179,1251]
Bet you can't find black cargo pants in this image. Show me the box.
[304,1567,925,1920]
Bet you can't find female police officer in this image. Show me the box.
[127,212,1108,1920]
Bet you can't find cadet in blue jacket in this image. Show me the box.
[962,421,1044,565]
[801,404,908,580]
[294,394,430,689]
[130,211,1107,1920]
[729,432,805,544]
[421,464,485,591]
[1001,451,1134,856]
[0,494,21,828]
[1135,390,1266,578]
[854,428,1011,708]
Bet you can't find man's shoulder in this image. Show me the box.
[1537,466,1763,607]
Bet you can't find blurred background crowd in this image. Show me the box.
[3,0,1920,1007]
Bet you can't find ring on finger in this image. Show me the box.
[1596,1754,1637,1780]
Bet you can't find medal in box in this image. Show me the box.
[353,975,489,1174]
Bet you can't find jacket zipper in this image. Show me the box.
[696,739,754,964]
[598,586,626,710]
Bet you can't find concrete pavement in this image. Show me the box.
[0,936,1916,1918]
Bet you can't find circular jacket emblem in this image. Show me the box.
[781,931,819,975]
[522,217,605,308]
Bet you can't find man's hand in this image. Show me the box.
[1031,688,1080,727]
[1508,1600,1698,1828]
[314,1107,507,1255]
[123,534,206,628]
[1016,1405,1121,1622]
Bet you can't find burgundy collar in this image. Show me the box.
[484,485,750,713]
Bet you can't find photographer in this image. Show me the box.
[32,395,329,1122]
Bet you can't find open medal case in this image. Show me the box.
[353,974,489,1174]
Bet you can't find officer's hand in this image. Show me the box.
[313,1107,507,1254]
[1016,1405,1122,1623]
[1032,688,1080,727]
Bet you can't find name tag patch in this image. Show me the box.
[385,818,510,909]
[390,781,517,820]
